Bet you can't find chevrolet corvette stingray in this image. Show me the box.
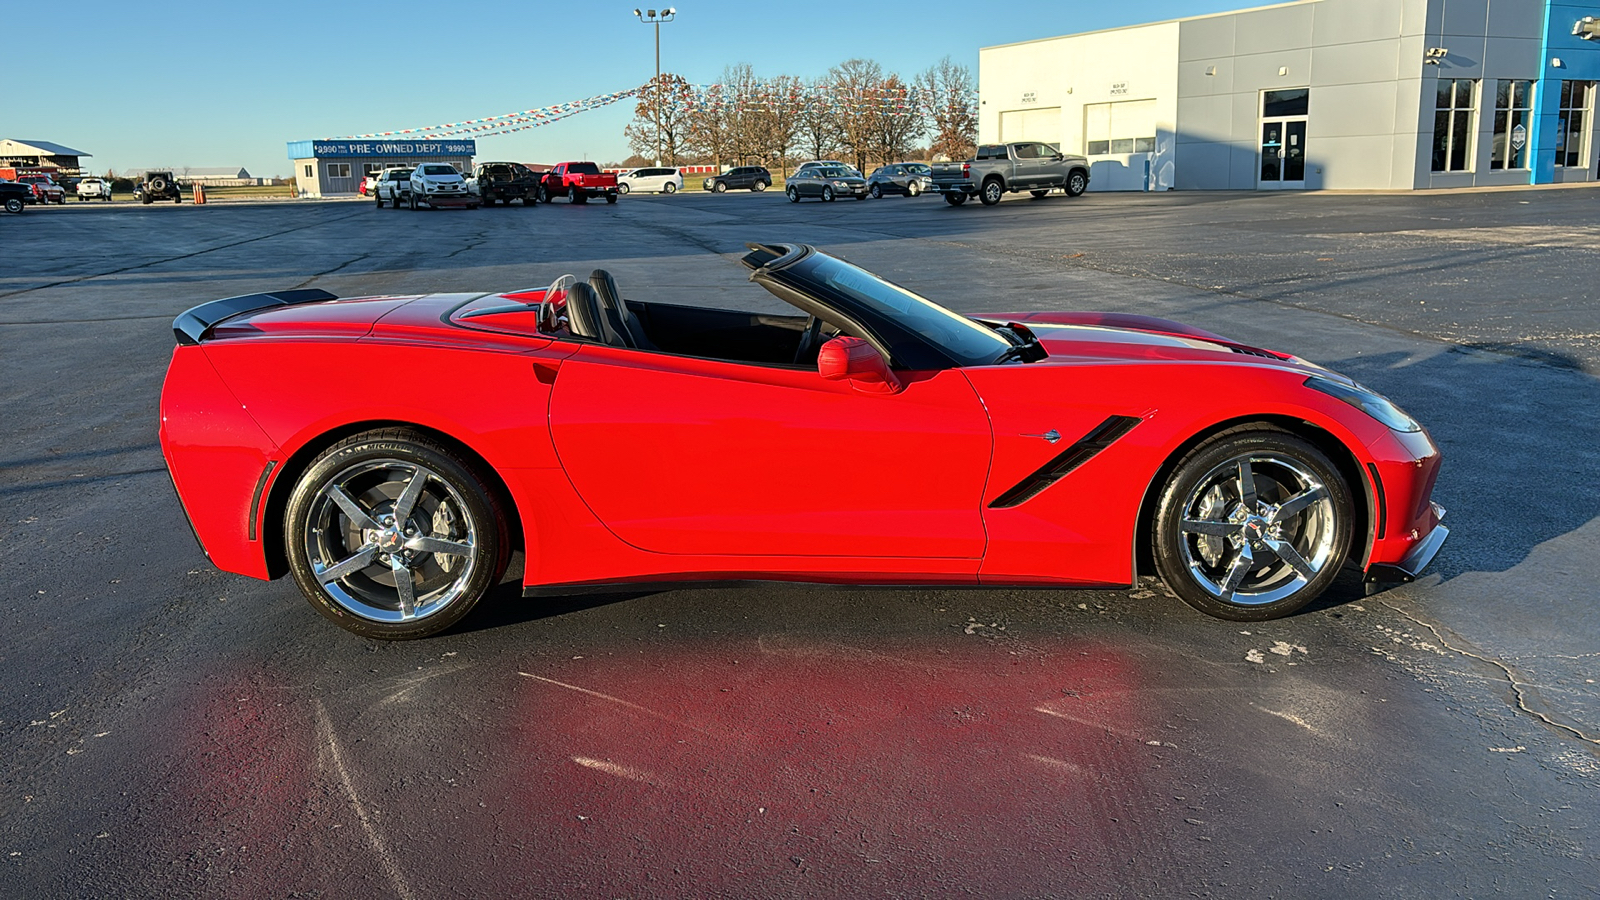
[160,243,1447,638]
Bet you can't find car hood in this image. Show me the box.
[977,310,1328,375]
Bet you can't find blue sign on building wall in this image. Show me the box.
[287,139,477,159]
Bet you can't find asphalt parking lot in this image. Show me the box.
[3,187,1598,897]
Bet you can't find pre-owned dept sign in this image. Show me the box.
[310,141,476,156]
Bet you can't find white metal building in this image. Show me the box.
[979,0,1600,190]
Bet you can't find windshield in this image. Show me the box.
[569,162,601,175]
[817,167,851,178]
[802,254,1012,366]
[905,163,932,175]
[420,164,457,176]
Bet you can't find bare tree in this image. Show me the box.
[752,74,806,175]
[871,74,926,163]
[795,77,841,163]
[828,59,885,172]
[624,73,693,165]
[918,56,978,161]
[684,81,734,169]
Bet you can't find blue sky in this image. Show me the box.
[9,0,1247,177]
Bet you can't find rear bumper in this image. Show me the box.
[932,183,979,195]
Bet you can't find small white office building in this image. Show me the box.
[978,0,1600,190]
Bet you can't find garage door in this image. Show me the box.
[999,108,1062,149]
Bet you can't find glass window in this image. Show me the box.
[1084,100,1156,156]
[1558,81,1593,167]
[327,163,351,178]
[303,164,312,178]
[1432,79,1476,173]
[1491,80,1533,170]
[1263,89,1310,117]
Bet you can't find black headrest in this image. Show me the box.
[589,269,622,311]
[564,282,605,340]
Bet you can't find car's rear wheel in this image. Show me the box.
[664,182,676,194]
[1152,427,1353,621]
[285,429,508,640]
[753,180,767,192]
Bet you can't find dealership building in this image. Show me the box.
[979,0,1600,190]
[286,139,475,197]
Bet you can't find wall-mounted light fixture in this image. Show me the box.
[1205,66,1217,76]
[1574,16,1600,39]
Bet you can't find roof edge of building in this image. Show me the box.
[979,0,1321,52]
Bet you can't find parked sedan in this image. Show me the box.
[786,166,868,202]
[867,163,933,198]
[702,166,771,193]
[618,167,683,194]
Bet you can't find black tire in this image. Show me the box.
[1152,426,1354,622]
[822,186,834,202]
[524,194,537,206]
[908,182,921,196]
[1030,189,1050,198]
[142,197,152,205]
[375,193,384,208]
[284,428,509,640]
[1065,170,1088,197]
[409,193,418,210]
[605,192,617,204]
[4,198,23,213]
[537,184,550,203]
[944,193,967,206]
[752,180,767,192]
[663,182,676,194]
[787,187,799,203]
[713,181,727,193]
[980,178,1004,206]
[854,192,866,200]
[869,184,883,199]
[482,195,495,207]
[618,182,630,194]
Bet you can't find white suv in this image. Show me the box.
[407,164,477,210]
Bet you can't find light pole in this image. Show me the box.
[634,7,676,165]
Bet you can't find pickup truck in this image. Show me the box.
[76,177,113,201]
[17,174,67,204]
[538,161,617,204]
[471,161,539,206]
[373,167,414,208]
[930,142,1090,206]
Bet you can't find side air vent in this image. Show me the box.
[988,415,1143,509]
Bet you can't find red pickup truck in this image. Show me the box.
[538,161,618,204]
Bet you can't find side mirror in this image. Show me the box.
[818,336,902,394]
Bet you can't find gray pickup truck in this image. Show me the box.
[931,142,1090,206]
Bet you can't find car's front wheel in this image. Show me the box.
[4,198,23,213]
[870,184,883,199]
[285,429,509,639]
[787,187,799,203]
[1066,171,1088,197]
[822,186,834,202]
[713,181,727,193]
[1152,427,1353,621]
[618,182,630,194]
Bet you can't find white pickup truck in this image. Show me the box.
[372,167,414,208]
[76,177,113,201]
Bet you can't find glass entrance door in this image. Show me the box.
[1259,89,1310,190]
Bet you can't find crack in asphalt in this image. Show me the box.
[0,208,372,302]
[1378,600,1600,747]
[290,252,375,288]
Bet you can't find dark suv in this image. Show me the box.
[136,171,183,204]
[702,166,771,193]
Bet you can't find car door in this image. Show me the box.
[548,345,993,561]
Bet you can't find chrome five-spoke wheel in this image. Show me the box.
[286,430,507,638]
[1154,428,1352,620]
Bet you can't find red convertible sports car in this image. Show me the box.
[160,243,1447,639]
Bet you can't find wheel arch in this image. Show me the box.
[260,419,525,580]
[1131,414,1373,578]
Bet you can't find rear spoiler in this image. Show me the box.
[172,288,338,345]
